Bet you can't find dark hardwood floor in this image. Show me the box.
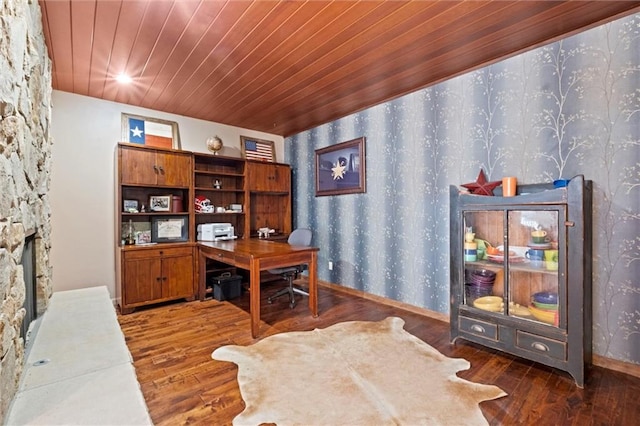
[118,280,640,425]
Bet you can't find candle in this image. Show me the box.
[502,177,517,197]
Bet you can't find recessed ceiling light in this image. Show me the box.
[116,73,132,84]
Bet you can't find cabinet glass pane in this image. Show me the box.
[462,210,505,315]
[507,210,560,328]
[462,209,561,328]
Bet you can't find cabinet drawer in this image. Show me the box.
[209,251,236,264]
[516,330,566,360]
[459,316,498,341]
[124,246,193,260]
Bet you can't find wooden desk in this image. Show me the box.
[197,239,319,338]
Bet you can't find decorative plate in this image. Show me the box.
[487,254,526,263]
[528,242,553,249]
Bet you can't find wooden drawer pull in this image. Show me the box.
[470,324,486,334]
[531,342,550,352]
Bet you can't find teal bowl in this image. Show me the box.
[533,301,558,310]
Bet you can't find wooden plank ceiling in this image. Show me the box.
[39,0,640,137]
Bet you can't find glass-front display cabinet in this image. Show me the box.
[449,175,592,387]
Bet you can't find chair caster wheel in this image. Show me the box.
[268,299,273,304]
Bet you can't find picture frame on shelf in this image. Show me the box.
[315,137,366,196]
[123,199,139,213]
[241,136,275,162]
[135,230,152,245]
[151,216,189,243]
[149,195,172,212]
[121,113,181,149]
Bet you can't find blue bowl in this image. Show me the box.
[533,291,558,304]
[553,179,570,188]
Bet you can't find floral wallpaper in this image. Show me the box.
[286,14,640,365]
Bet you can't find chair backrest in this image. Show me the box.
[288,228,312,247]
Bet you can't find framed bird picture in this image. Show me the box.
[315,137,366,197]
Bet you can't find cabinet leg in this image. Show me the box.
[120,306,135,315]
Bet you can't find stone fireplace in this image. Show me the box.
[0,0,54,422]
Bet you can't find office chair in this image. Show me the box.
[267,228,313,308]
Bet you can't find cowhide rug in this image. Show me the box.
[212,317,506,425]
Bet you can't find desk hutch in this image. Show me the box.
[115,143,292,313]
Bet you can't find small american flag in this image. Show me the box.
[242,138,274,162]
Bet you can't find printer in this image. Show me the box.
[197,223,236,241]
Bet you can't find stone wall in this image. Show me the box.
[0,0,53,421]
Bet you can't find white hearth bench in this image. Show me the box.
[6,286,152,425]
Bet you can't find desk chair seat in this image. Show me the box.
[267,228,312,308]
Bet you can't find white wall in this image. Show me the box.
[50,90,284,298]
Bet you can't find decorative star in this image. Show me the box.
[331,160,346,180]
[130,126,144,138]
[461,169,501,196]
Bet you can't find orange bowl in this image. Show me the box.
[528,305,557,325]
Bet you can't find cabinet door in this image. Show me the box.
[120,146,158,185]
[248,162,290,192]
[122,246,194,306]
[156,151,192,187]
[123,255,162,304]
[120,146,191,186]
[462,209,563,328]
[162,252,194,299]
[506,209,562,328]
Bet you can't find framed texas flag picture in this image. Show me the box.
[241,136,275,162]
[121,113,181,149]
